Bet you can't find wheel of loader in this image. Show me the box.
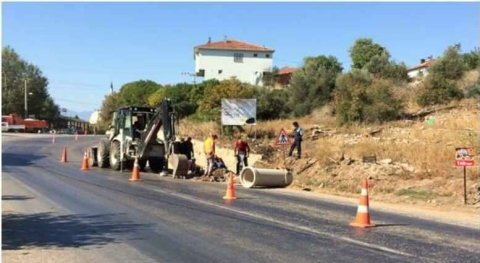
[97,139,110,168]
[110,141,122,171]
[148,157,164,173]
[87,147,98,167]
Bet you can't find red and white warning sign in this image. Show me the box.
[275,128,291,147]
[455,147,475,167]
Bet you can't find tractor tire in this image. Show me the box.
[148,157,165,173]
[110,140,122,171]
[97,139,110,168]
[88,147,98,167]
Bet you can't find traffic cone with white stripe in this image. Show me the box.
[60,146,68,163]
[223,173,237,200]
[350,179,375,228]
[81,151,89,171]
[129,156,141,181]
[52,136,56,144]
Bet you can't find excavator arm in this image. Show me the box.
[136,99,175,159]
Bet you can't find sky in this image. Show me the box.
[3,2,479,116]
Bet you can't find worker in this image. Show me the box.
[184,137,194,160]
[234,136,250,175]
[204,133,218,176]
[184,137,195,173]
[288,121,303,159]
[132,121,142,139]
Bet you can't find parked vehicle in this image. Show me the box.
[2,114,47,133]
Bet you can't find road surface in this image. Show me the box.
[2,134,480,263]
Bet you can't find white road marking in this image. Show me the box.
[147,187,414,258]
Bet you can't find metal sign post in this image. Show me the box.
[275,128,292,161]
[455,147,475,205]
[463,166,467,205]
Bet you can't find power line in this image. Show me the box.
[55,98,100,106]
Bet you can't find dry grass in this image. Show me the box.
[178,120,219,140]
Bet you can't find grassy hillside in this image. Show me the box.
[178,71,479,209]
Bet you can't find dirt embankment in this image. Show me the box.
[254,101,479,213]
[180,98,479,213]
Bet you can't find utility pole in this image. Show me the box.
[24,79,28,119]
[181,72,197,87]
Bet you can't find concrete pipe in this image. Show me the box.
[240,167,294,188]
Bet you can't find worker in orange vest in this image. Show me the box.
[204,133,218,176]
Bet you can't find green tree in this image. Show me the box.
[98,92,121,130]
[350,38,389,69]
[255,87,290,120]
[417,44,466,106]
[334,69,403,125]
[289,55,343,117]
[463,48,480,70]
[148,83,199,119]
[2,46,59,119]
[200,78,255,111]
[196,78,255,121]
[118,80,161,106]
[364,53,409,82]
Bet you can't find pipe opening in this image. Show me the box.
[241,168,255,188]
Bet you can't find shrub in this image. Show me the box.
[334,69,403,125]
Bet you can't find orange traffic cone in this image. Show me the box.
[223,173,237,200]
[60,146,68,163]
[75,133,79,141]
[52,136,56,144]
[129,156,141,181]
[81,151,89,171]
[350,179,375,228]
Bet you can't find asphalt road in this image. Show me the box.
[2,134,480,263]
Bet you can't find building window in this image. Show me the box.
[218,70,223,74]
[253,53,258,57]
[266,54,271,58]
[234,53,244,63]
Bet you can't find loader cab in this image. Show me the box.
[114,106,156,141]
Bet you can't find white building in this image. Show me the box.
[407,57,434,78]
[194,38,274,86]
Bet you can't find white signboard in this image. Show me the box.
[221,99,257,126]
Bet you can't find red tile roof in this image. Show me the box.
[407,58,434,72]
[195,39,274,52]
[277,66,297,75]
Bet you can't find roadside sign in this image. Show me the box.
[455,147,475,205]
[275,129,291,147]
[455,147,475,167]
